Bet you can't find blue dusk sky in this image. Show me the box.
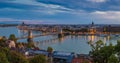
[0,0,120,24]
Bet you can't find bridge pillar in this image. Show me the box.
[58,28,64,38]
[27,30,33,42]
[58,33,64,38]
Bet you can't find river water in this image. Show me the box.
[0,27,119,54]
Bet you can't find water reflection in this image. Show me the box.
[34,35,116,50]
[18,29,28,37]
[58,37,64,42]
[84,35,113,45]
[0,27,119,53]
[18,29,118,46]
[34,36,66,47]
[103,37,106,44]
[88,35,95,42]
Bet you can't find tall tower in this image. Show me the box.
[22,22,25,26]
[89,21,96,34]
[91,21,94,27]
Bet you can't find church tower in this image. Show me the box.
[91,21,94,27]
[89,21,96,34]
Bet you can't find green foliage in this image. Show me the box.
[47,47,53,53]
[29,55,47,63]
[0,52,9,63]
[82,60,89,63]
[8,51,28,63]
[88,40,115,63]
[103,26,107,32]
[63,28,88,33]
[27,42,35,48]
[0,47,29,63]
[114,40,120,62]
[0,47,9,53]
[73,28,88,33]
[79,28,88,32]
[108,54,119,63]
[62,29,73,32]
[0,37,7,47]
[9,34,17,42]
[115,40,120,55]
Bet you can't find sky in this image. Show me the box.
[0,0,120,24]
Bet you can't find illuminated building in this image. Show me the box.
[88,22,96,34]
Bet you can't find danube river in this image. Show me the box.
[0,27,119,54]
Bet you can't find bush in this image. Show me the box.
[8,51,28,63]
[47,47,53,53]
[29,55,47,63]
[0,52,9,63]
[9,34,17,42]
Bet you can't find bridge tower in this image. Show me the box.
[58,28,64,38]
[27,30,33,42]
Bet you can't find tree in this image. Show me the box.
[88,40,115,63]
[47,47,53,53]
[27,42,35,48]
[0,52,9,63]
[8,51,28,63]
[0,47,9,54]
[29,55,47,63]
[115,40,120,55]
[0,36,7,47]
[108,54,119,63]
[80,28,88,33]
[114,40,120,62]
[9,34,17,42]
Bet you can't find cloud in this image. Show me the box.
[1,0,120,13]
[64,10,120,24]
[2,0,72,15]
[87,0,107,3]
[0,18,17,21]
[0,8,24,11]
[0,17,56,24]
[9,0,72,10]
[91,11,120,19]
[0,0,120,24]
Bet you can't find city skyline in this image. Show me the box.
[0,0,120,24]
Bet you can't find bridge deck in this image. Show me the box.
[17,33,58,39]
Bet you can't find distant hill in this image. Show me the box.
[0,21,21,25]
